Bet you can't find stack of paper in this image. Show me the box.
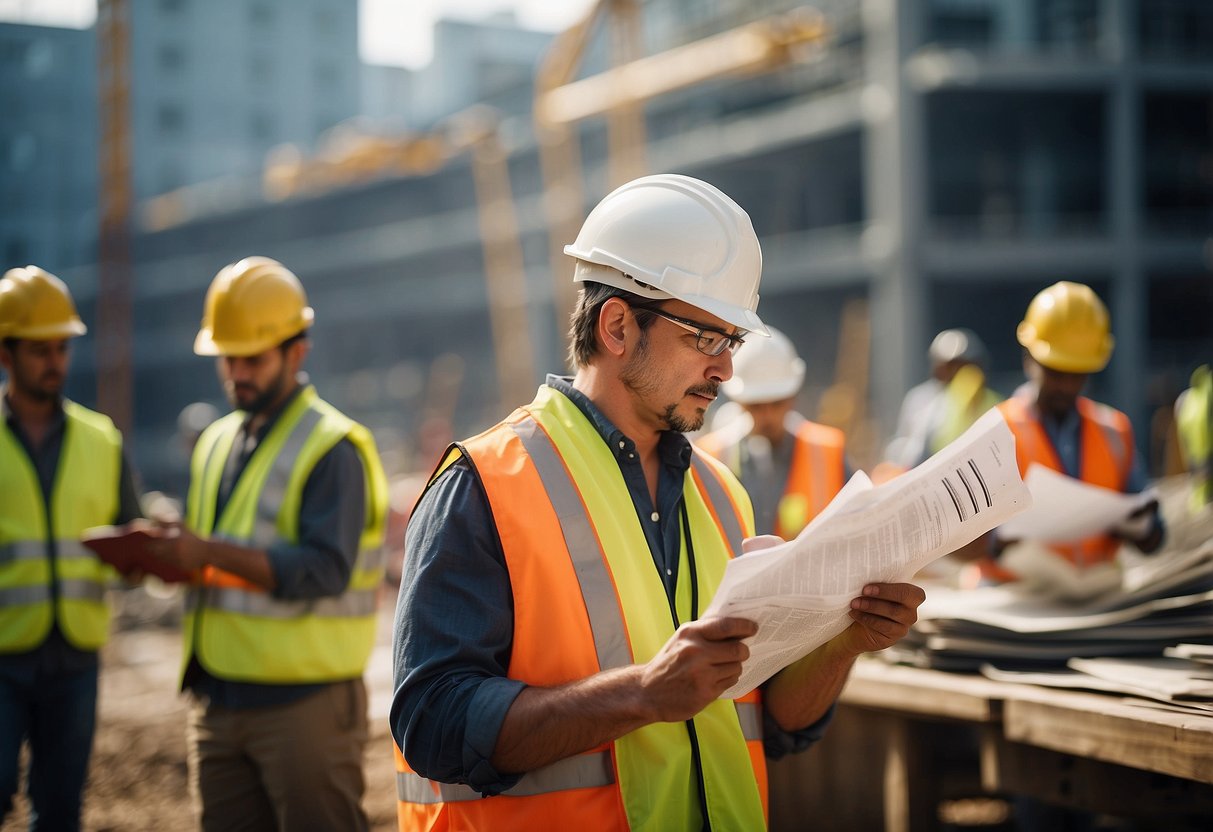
[889,536,1213,673]
[1164,643,1213,667]
[981,656,1213,714]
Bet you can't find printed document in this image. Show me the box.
[704,408,1030,698]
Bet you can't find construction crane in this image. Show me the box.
[254,109,537,412]
[533,2,829,341]
[96,0,134,432]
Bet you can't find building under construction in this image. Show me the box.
[70,0,1211,495]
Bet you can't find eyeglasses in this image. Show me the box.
[630,304,746,357]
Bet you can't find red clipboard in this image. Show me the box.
[81,524,196,584]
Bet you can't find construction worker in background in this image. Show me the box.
[883,328,1001,472]
[146,257,388,831]
[1174,364,1211,511]
[0,267,143,830]
[391,174,924,830]
[698,326,848,538]
[970,281,1164,585]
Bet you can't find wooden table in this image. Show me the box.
[766,660,1213,831]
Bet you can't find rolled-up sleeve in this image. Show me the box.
[266,438,366,600]
[761,701,835,760]
[390,459,525,795]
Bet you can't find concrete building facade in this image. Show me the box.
[76,0,1213,491]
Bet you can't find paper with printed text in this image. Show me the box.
[705,408,1031,698]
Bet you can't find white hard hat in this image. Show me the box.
[721,326,804,404]
[929,328,988,367]
[565,174,768,335]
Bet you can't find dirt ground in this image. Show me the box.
[1,597,401,832]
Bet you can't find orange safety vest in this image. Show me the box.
[394,386,768,831]
[982,395,1134,581]
[700,420,846,538]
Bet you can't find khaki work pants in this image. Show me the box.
[187,678,368,832]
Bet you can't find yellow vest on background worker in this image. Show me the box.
[1175,364,1211,510]
[929,364,1004,455]
[395,385,767,831]
[0,401,122,652]
[183,384,388,684]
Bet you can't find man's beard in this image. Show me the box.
[227,369,287,414]
[16,370,63,402]
[620,334,718,433]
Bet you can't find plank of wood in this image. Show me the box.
[1001,689,1213,784]
[841,661,1005,722]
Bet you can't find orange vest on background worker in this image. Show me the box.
[700,420,846,539]
[394,387,768,831]
[705,325,846,538]
[982,394,1133,582]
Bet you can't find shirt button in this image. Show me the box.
[628,453,635,459]
[651,512,659,522]
[618,441,626,449]
[666,568,673,576]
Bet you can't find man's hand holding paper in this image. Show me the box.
[706,408,1031,698]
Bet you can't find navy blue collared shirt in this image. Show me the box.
[391,376,832,796]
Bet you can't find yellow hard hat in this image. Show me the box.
[0,266,87,341]
[1016,281,1114,373]
[194,256,314,357]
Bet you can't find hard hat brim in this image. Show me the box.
[194,312,312,358]
[5,320,87,340]
[1017,321,1114,374]
[721,374,802,405]
[571,260,769,336]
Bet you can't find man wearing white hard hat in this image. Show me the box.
[391,174,924,830]
[700,326,848,538]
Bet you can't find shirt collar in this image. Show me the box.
[1,385,67,431]
[545,375,693,472]
[240,383,305,443]
[1013,381,1081,433]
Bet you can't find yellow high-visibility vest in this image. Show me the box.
[1176,365,1212,510]
[0,400,122,652]
[184,386,388,683]
[396,385,767,831]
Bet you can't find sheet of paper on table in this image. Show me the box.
[705,408,1031,698]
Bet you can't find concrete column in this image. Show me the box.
[863,0,928,437]
[997,0,1034,52]
[1106,0,1147,437]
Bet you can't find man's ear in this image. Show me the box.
[287,337,311,371]
[597,298,630,359]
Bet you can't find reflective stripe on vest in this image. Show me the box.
[0,401,121,652]
[690,450,745,553]
[512,416,632,671]
[0,541,46,564]
[184,386,388,683]
[0,584,52,606]
[394,701,764,805]
[396,386,766,831]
